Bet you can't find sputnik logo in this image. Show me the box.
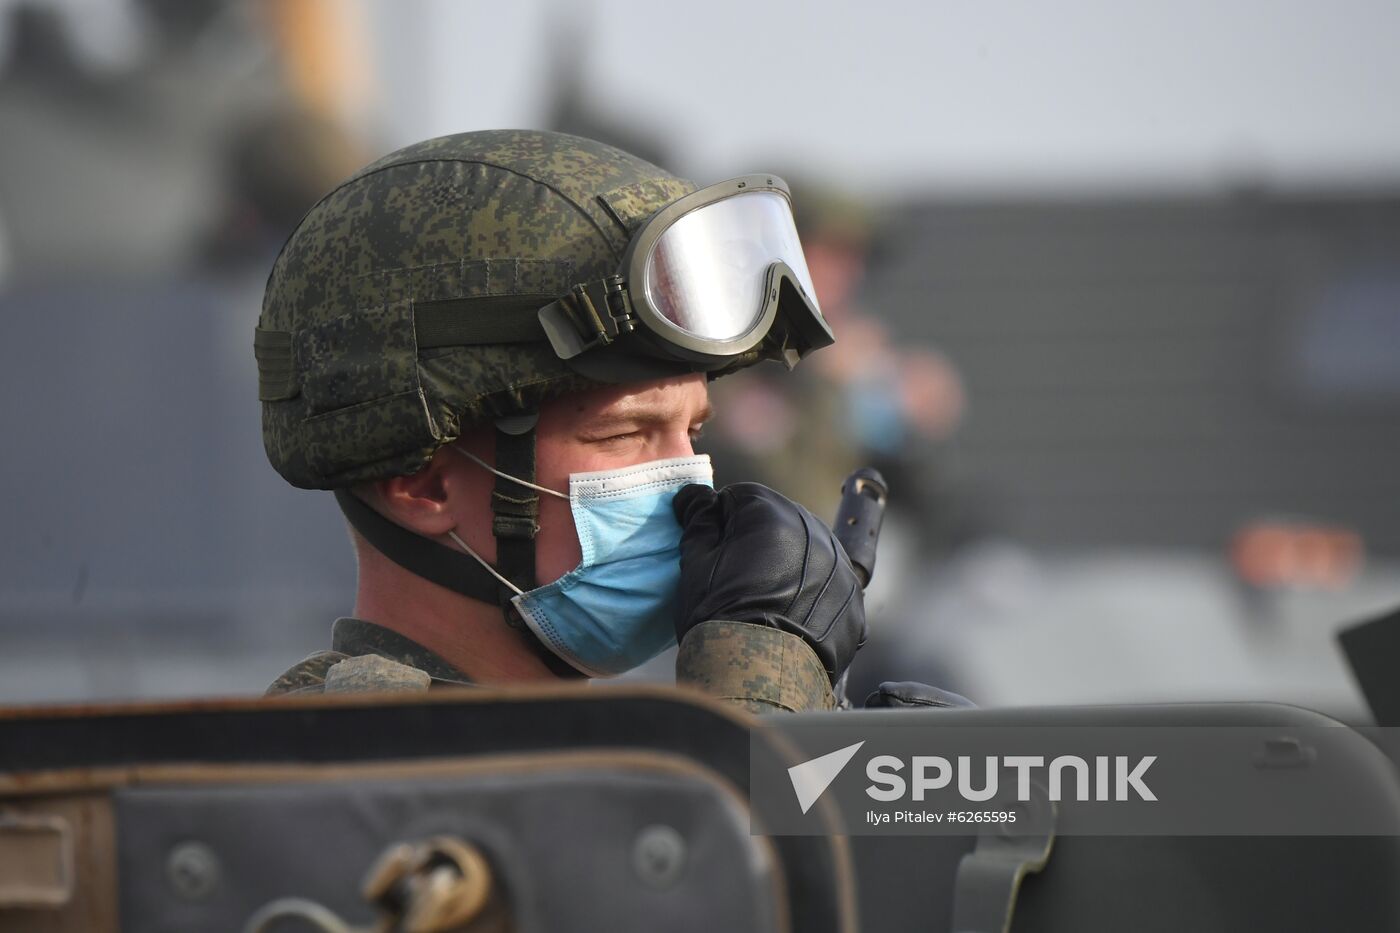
[788,741,865,814]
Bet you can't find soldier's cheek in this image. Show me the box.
[533,495,584,585]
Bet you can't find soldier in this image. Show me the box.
[257,130,865,713]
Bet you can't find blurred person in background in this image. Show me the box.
[0,0,380,701]
[0,0,371,284]
[204,105,366,271]
[711,188,965,519]
[708,184,983,700]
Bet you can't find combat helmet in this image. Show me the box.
[255,130,831,652]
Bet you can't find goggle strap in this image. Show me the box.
[538,277,635,360]
[413,294,553,348]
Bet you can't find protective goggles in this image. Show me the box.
[538,175,834,380]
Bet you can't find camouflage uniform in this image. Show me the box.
[256,130,837,713]
[265,618,471,695]
[267,618,835,713]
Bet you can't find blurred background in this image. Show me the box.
[2,0,1398,720]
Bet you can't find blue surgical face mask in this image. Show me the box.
[448,449,713,678]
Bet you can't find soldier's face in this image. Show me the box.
[450,373,712,587]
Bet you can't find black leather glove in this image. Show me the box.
[864,681,976,710]
[673,483,867,684]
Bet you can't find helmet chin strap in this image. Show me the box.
[481,412,586,678]
[485,411,542,600]
[332,411,586,680]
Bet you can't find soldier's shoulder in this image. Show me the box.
[264,650,349,696]
[265,620,473,696]
[675,619,836,713]
[265,650,439,696]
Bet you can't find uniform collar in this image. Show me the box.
[330,617,473,685]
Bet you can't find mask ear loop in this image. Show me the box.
[452,421,590,681]
[445,530,524,596]
[449,447,569,500]
[445,447,568,597]
[456,418,546,604]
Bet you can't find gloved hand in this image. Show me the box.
[864,681,976,710]
[673,483,867,684]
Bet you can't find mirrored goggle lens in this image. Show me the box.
[643,190,819,342]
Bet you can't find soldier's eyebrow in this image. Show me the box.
[581,400,713,435]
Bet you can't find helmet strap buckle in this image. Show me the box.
[538,278,635,360]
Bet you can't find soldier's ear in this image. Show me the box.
[372,450,464,537]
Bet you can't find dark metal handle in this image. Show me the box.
[834,467,888,589]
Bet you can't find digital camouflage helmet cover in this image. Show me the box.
[255,129,707,491]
